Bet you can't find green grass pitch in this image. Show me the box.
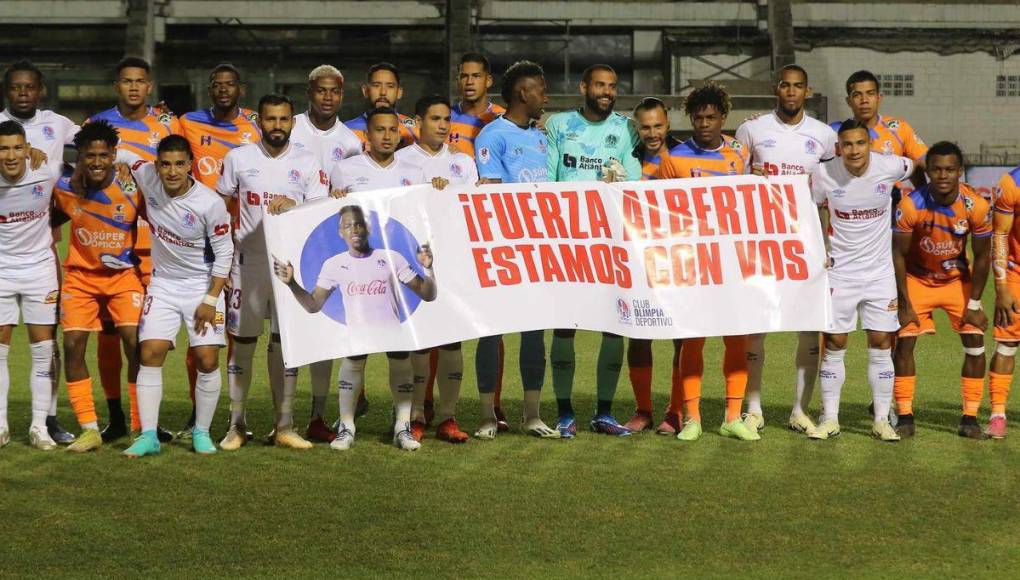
[2,308,1019,577]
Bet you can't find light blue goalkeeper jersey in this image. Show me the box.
[545,109,641,182]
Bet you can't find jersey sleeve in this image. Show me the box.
[544,117,561,181]
[820,129,838,161]
[204,196,234,278]
[734,122,753,155]
[809,167,827,205]
[898,122,928,163]
[62,116,82,146]
[889,155,915,182]
[216,150,239,197]
[304,158,330,201]
[621,120,643,181]
[654,155,679,180]
[391,250,417,284]
[970,194,993,238]
[894,195,919,234]
[315,258,343,290]
[328,162,345,191]
[463,154,479,186]
[996,173,1020,215]
[474,129,506,181]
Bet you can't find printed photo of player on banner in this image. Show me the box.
[264,175,830,367]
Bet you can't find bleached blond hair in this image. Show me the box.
[308,64,344,85]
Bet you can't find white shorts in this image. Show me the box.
[827,274,899,334]
[0,267,59,326]
[139,278,226,348]
[227,255,278,337]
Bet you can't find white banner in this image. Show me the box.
[264,174,830,367]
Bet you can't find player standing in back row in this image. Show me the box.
[544,64,642,439]
[735,64,837,436]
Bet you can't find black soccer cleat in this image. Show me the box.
[895,414,915,438]
[46,416,76,444]
[101,419,128,442]
[156,425,175,443]
[958,415,988,440]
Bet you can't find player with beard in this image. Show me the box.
[273,205,437,451]
[1,60,78,444]
[0,120,59,450]
[288,64,364,443]
[735,65,837,437]
[395,94,475,443]
[544,64,641,438]
[893,143,992,439]
[623,97,686,434]
[344,63,417,149]
[217,95,328,451]
[472,60,558,439]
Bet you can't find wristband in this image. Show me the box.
[967,299,982,311]
[202,294,219,307]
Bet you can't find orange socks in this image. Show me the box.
[723,336,748,422]
[67,378,97,429]
[680,338,705,423]
[629,366,653,414]
[894,375,916,415]
[128,382,140,431]
[97,333,122,401]
[989,372,1012,416]
[961,376,984,416]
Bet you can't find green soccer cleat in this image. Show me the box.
[66,428,103,453]
[787,411,816,434]
[741,412,765,433]
[807,419,841,440]
[720,419,762,441]
[123,431,161,458]
[676,419,702,441]
[192,428,217,455]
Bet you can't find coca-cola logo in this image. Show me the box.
[345,279,388,296]
[919,236,959,257]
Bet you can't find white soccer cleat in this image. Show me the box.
[330,426,355,451]
[274,428,314,450]
[393,426,421,451]
[0,427,9,448]
[871,419,901,442]
[741,412,765,434]
[788,411,816,434]
[29,425,57,451]
[473,420,498,440]
[219,424,248,451]
[807,419,841,440]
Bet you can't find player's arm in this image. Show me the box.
[328,163,350,198]
[474,131,505,185]
[892,231,918,328]
[964,232,991,331]
[401,244,437,302]
[902,124,928,189]
[194,199,234,335]
[272,256,334,313]
[545,119,560,181]
[620,122,643,181]
[993,203,1019,327]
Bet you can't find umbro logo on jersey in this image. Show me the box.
[760,139,776,148]
[833,188,846,198]
[242,168,259,177]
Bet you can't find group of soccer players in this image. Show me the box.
[0,50,1014,457]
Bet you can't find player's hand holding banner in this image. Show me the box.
[264,175,829,367]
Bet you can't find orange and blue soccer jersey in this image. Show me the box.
[178,107,260,188]
[994,166,1020,281]
[895,183,991,283]
[344,111,417,148]
[829,115,928,163]
[654,136,749,179]
[448,101,505,159]
[53,168,141,272]
[86,107,180,162]
[640,137,681,181]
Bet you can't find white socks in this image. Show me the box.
[437,348,463,422]
[268,340,297,429]
[744,334,765,415]
[389,356,414,430]
[0,343,9,430]
[194,369,222,431]
[228,339,256,426]
[819,348,846,422]
[136,365,163,433]
[48,347,59,416]
[29,340,54,429]
[410,351,429,421]
[337,358,366,434]
[309,359,333,419]
[793,331,820,415]
[868,348,895,422]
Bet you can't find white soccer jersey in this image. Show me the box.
[132,162,234,287]
[811,152,914,281]
[735,111,837,176]
[217,142,329,263]
[290,113,363,177]
[0,164,57,280]
[315,248,417,329]
[329,154,425,193]
[396,143,478,187]
[0,109,79,176]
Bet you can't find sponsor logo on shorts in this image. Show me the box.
[44,290,59,304]
[887,299,898,311]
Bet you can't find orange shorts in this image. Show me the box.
[898,275,981,337]
[994,279,1020,342]
[60,269,144,332]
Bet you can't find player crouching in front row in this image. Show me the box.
[122,135,234,458]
